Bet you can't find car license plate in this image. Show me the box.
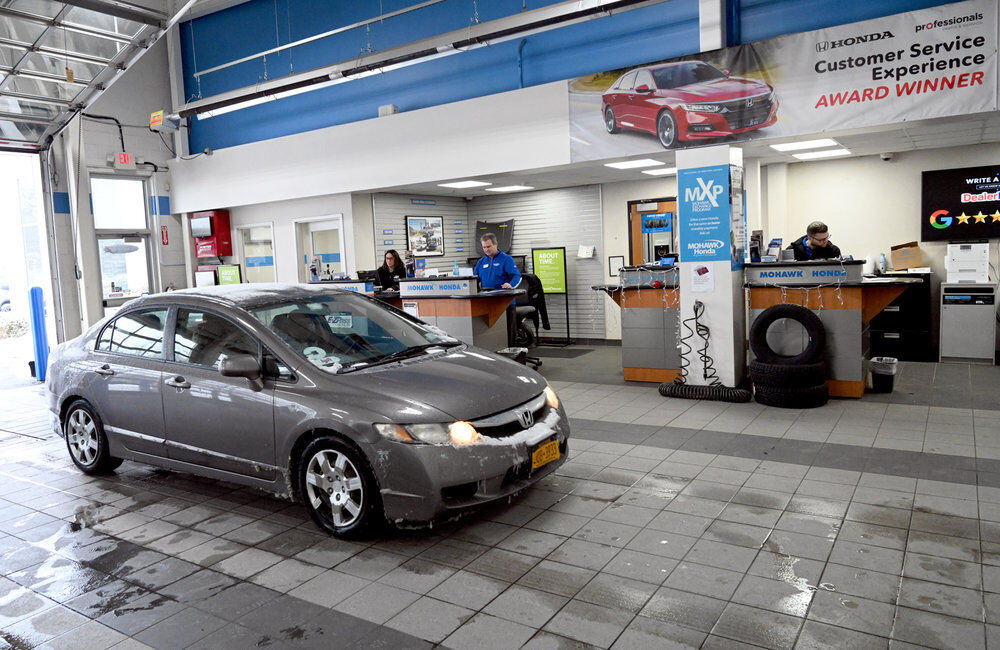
[531,439,559,470]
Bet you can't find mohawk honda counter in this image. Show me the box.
[746,260,920,397]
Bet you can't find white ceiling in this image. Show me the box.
[375,110,1000,198]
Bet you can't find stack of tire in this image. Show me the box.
[748,304,829,408]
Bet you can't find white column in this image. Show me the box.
[61,119,103,327]
[676,145,746,387]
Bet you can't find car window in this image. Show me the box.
[635,70,655,89]
[651,66,678,89]
[250,293,457,373]
[615,71,637,91]
[105,308,168,358]
[173,308,259,369]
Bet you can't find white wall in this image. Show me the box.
[169,82,571,214]
[228,193,355,282]
[780,143,1000,278]
[599,177,678,339]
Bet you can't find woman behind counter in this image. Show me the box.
[376,249,407,290]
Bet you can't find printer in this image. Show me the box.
[945,242,990,283]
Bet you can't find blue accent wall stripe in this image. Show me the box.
[149,195,171,215]
[245,255,275,267]
[52,192,70,214]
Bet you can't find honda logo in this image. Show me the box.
[815,41,829,52]
[516,409,534,428]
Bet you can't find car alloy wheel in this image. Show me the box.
[657,111,678,148]
[604,107,619,134]
[63,400,123,475]
[304,446,365,529]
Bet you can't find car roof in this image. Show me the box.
[124,283,357,311]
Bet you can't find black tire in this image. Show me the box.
[64,399,123,475]
[604,106,620,134]
[300,436,383,538]
[754,383,829,409]
[749,304,826,365]
[749,359,826,388]
[657,110,678,148]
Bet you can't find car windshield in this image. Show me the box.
[249,293,460,373]
[651,62,727,89]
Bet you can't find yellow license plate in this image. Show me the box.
[531,439,560,470]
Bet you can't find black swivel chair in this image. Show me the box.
[512,273,549,369]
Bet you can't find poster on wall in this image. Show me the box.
[406,216,445,257]
[532,247,567,294]
[568,0,996,162]
[678,165,732,263]
[922,164,1000,241]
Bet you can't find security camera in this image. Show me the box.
[880,152,894,162]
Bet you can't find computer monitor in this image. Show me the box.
[357,270,377,282]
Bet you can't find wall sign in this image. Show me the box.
[641,213,672,233]
[678,165,731,263]
[217,265,242,285]
[532,247,567,294]
[405,215,445,257]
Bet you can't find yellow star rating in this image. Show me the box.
[956,212,971,224]
[974,212,988,223]
[992,211,1000,222]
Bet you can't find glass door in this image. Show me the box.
[237,224,276,283]
[296,217,344,281]
[91,176,152,315]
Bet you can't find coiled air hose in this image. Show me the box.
[660,300,752,403]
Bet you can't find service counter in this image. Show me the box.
[746,260,920,397]
[379,277,522,350]
[594,267,681,383]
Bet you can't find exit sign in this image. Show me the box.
[113,152,136,170]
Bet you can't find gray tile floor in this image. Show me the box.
[1,348,999,648]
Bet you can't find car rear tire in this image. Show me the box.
[604,106,620,134]
[657,110,678,148]
[64,400,123,475]
[300,436,383,538]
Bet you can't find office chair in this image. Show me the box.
[513,273,549,370]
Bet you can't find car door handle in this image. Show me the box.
[94,364,115,377]
[165,376,191,389]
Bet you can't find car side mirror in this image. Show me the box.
[635,84,652,93]
[219,354,261,380]
[722,69,731,76]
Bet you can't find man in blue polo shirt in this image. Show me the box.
[476,233,521,289]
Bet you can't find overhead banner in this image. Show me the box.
[569,0,996,162]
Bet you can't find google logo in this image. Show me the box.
[929,210,953,229]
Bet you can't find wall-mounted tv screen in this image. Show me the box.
[191,216,213,238]
[922,165,1000,242]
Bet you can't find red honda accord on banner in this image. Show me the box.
[601,61,777,149]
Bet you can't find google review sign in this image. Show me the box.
[679,165,732,262]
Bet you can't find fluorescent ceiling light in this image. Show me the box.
[486,185,534,192]
[793,148,851,160]
[770,138,839,152]
[604,159,664,169]
[641,167,677,176]
[437,180,492,188]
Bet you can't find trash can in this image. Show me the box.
[870,356,898,393]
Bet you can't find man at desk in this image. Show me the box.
[788,221,842,261]
[476,233,521,289]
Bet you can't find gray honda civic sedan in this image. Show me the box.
[46,283,569,537]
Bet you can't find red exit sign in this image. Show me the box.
[114,152,136,170]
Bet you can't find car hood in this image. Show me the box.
[666,77,769,101]
[327,348,546,421]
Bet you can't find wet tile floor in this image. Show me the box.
[1,371,1000,648]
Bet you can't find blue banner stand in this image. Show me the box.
[29,286,48,382]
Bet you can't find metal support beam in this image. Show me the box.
[0,111,52,125]
[59,0,167,28]
[0,90,72,107]
[0,36,114,67]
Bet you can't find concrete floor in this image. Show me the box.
[1,348,999,648]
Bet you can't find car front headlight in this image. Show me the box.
[374,421,481,446]
[544,384,560,410]
[680,103,722,112]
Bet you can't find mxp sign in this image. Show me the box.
[678,165,732,263]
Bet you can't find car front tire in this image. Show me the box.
[64,399,123,475]
[657,110,678,148]
[300,436,383,538]
[604,106,620,134]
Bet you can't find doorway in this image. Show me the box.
[0,152,57,388]
[91,176,153,315]
[236,223,277,283]
[628,197,678,265]
[295,216,344,281]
